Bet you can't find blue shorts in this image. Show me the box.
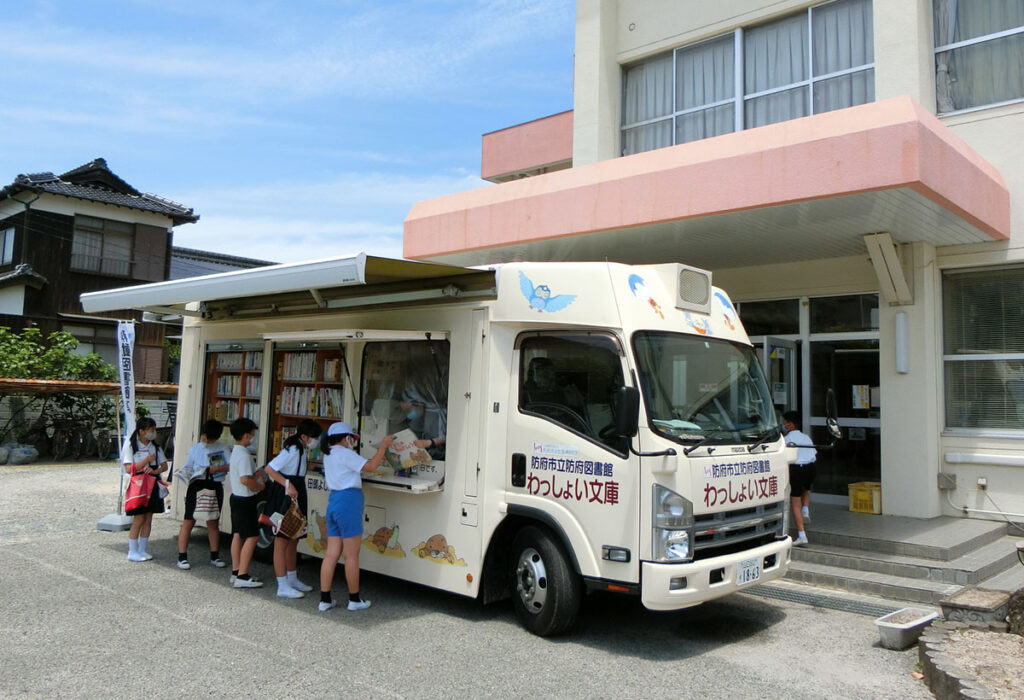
[326,488,364,538]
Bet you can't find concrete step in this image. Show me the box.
[792,535,1023,586]
[803,511,1007,561]
[784,559,963,605]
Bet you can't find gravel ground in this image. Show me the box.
[0,461,934,699]
[938,629,1024,700]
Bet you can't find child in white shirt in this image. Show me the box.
[175,419,231,570]
[317,421,394,612]
[227,417,265,588]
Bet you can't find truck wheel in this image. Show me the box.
[511,525,582,636]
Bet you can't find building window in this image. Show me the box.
[943,267,1024,431]
[0,227,13,265]
[621,0,874,155]
[70,215,134,277]
[934,0,1024,113]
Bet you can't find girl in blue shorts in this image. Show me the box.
[317,422,394,612]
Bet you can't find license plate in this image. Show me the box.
[736,557,761,585]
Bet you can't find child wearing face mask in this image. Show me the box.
[317,422,395,612]
[121,417,169,562]
[265,418,322,599]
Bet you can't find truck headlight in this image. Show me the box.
[653,484,694,562]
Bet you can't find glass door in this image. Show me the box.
[761,337,798,416]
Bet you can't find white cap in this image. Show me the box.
[327,422,358,439]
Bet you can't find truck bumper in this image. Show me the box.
[640,537,791,611]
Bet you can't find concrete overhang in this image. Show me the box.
[405,97,1010,270]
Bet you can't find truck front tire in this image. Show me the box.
[511,525,582,636]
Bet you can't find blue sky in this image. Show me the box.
[0,0,575,263]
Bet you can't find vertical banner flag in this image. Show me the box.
[117,321,136,450]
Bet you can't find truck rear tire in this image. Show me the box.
[511,525,582,636]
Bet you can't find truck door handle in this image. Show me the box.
[511,453,526,488]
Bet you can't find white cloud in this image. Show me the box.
[172,169,486,263]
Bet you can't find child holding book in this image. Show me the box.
[318,422,394,612]
[228,417,265,588]
[175,419,231,570]
[265,418,322,599]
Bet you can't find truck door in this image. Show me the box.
[506,331,639,582]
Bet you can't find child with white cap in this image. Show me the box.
[318,422,395,612]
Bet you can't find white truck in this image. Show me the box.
[83,254,794,636]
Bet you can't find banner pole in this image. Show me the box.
[97,320,136,532]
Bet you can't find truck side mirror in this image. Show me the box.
[614,386,640,438]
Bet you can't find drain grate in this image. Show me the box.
[743,583,901,618]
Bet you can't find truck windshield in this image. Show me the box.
[632,332,778,446]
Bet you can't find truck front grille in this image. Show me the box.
[692,501,785,561]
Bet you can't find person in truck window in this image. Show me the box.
[398,387,446,460]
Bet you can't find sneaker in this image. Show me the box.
[138,551,154,561]
[277,585,305,599]
[317,600,336,612]
[233,576,264,589]
[347,599,371,611]
[210,558,227,568]
[288,579,313,593]
[127,551,147,563]
[177,559,192,570]
[793,534,809,548]
[229,574,237,585]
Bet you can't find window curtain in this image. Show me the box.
[744,14,809,127]
[943,267,1024,429]
[622,54,673,155]
[934,0,1024,112]
[71,229,102,272]
[675,36,735,143]
[812,0,874,114]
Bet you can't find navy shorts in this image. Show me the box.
[789,463,816,497]
[183,480,224,521]
[230,494,261,539]
[326,488,364,538]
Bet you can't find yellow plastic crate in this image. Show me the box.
[848,481,881,514]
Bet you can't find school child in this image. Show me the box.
[264,419,322,599]
[122,417,169,562]
[228,417,265,588]
[317,422,394,612]
[175,419,231,570]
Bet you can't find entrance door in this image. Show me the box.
[759,337,798,416]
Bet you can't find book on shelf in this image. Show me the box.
[280,352,315,380]
[277,386,344,417]
[323,358,340,382]
[244,351,263,370]
[245,375,262,396]
[215,353,243,370]
[242,402,260,423]
[217,374,241,396]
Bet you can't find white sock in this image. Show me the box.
[139,537,150,554]
[128,538,138,554]
[277,576,290,590]
[287,570,301,584]
[798,530,806,538]
[801,506,809,516]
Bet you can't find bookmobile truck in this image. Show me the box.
[82,253,798,636]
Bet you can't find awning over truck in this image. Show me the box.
[80,253,497,320]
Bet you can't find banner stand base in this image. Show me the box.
[97,513,133,531]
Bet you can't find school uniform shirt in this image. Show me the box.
[229,444,258,497]
[120,440,166,472]
[267,444,307,478]
[323,446,367,491]
[785,428,817,465]
[181,442,230,483]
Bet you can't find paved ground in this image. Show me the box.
[0,461,933,699]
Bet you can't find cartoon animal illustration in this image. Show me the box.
[306,508,327,554]
[628,274,664,319]
[519,271,576,313]
[714,291,737,331]
[685,312,711,335]
[370,524,400,553]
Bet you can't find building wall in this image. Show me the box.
[0,287,25,315]
[573,0,1024,518]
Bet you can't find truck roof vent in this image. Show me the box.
[676,265,712,313]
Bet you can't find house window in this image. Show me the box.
[70,216,134,277]
[0,227,13,265]
[934,0,1024,113]
[621,0,874,155]
[943,267,1024,432]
